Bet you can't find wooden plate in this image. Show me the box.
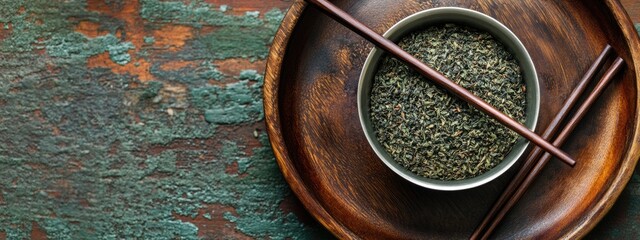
[264,0,640,239]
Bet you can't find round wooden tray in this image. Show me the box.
[264,0,640,239]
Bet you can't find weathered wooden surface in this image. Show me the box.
[589,2,640,230]
[0,0,638,239]
[0,0,328,239]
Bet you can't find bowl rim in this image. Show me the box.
[357,6,541,191]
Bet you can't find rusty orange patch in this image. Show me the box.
[86,0,109,13]
[172,204,253,239]
[198,25,221,36]
[85,0,155,81]
[153,25,194,51]
[75,20,108,38]
[213,59,265,77]
[30,222,46,240]
[88,52,154,81]
[85,0,145,47]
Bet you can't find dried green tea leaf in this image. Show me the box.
[370,24,526,181]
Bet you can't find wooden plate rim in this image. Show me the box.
[263,0,640,238]
[264,1,357,239]
[562,0,640,238]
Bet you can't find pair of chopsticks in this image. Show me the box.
[304,0,576,165]
[303,0,627,238]
[471,46,625,239]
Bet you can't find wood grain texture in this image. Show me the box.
[264,0,640,239]
[265,1,357,239]
[621,0,640,22]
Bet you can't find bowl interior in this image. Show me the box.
[357,7,540,191]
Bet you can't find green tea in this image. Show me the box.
[370,23,526,181]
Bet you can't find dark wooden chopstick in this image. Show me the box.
[304,0,576,166]
[470,45,614,240]
[477,57,625,240]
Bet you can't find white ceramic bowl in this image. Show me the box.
[357,7,540,191]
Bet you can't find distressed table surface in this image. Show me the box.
[0,0,637,239]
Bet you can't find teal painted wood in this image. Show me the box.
[0,0,329,239]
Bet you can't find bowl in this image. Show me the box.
[357,7,540,191]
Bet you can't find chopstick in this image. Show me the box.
[475,56,625,240]
[304,0,576,166]
[470,45,614,239]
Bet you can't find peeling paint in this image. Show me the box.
[192,79,264,125]
[46,33,133,65]
[139,0,284,61]
[238,69,263,81]
[0,0,328,239]
[151,61,223,85]
[144,36,155,44]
